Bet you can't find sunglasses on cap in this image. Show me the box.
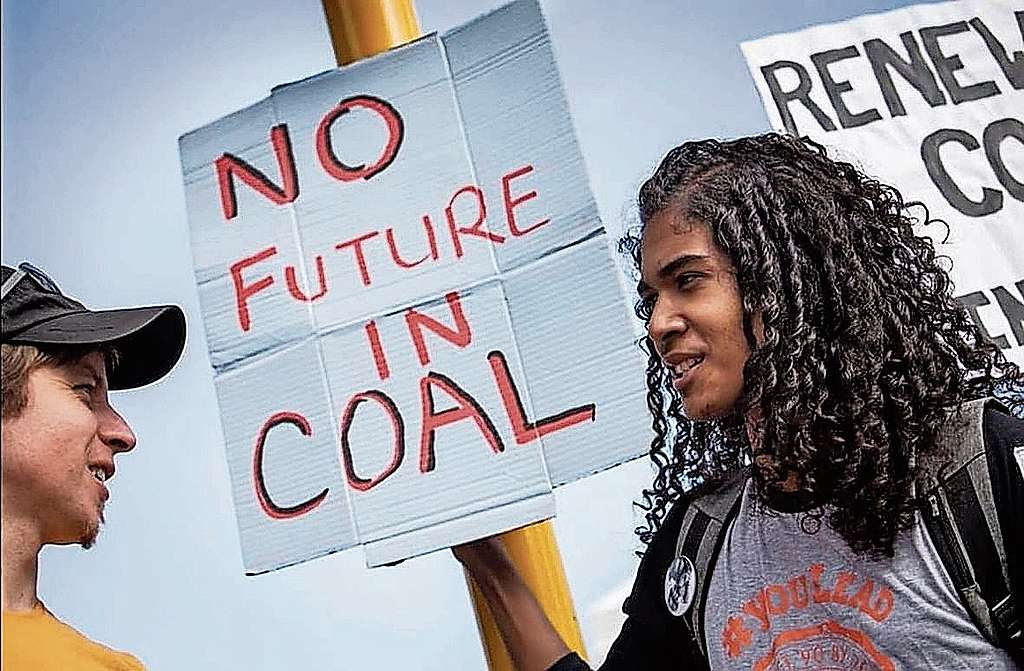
[1,261,62,301]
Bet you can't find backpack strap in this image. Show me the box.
[917,397,1021,651]
[666,471,746,658]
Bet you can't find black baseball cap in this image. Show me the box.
[1,262,186,390]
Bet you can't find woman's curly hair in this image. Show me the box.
[623,132,1022,558]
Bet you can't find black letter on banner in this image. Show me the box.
[992,282,1024,348]
[921,128,1002,217]
[920,22,1000,104]
[759,60,837,135]
[957,291,1010,349]
[810,45,882,129]
[983,118,1024,203]
[969,15,1024,90]
[864,32,946,117]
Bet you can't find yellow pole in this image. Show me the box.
[466,521,588,670]
[318,2,588,668]
[322,0,421,66]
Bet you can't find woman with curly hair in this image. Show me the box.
[454,133,1024,670]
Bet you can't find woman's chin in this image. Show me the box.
[681,393,737,422]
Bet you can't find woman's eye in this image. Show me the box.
[675,272,701,289]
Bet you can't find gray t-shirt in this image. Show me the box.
[704,480,1017,670]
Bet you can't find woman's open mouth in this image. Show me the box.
[670,354,704,392]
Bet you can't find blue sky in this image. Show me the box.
[1,0,938,668]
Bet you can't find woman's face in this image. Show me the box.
[639,209,752,420]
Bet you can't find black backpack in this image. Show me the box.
[667,398,1022,660]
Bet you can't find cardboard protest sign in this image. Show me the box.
[179,0,649,573]
[742,0,1024,367]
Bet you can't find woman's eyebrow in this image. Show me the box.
[657,254,708,280]
[637,254,710,295]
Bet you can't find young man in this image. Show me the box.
[455,134,1024,670]
[1,262,186,669]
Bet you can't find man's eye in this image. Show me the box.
[73,383,96,399]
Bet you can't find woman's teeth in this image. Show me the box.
[90,467,107,483]
[673,356,703,376]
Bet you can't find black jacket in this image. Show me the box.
[551,407,1024,670]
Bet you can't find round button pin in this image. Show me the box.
[664,555,696,617]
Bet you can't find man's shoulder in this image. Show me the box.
[2,607,145,671]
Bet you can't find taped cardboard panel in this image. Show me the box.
[363,492,555,567]
[180,97,278,176]
[180,98,301,285]
[444,0,600,273]
[272,37,498,334]
[180,97,315,373]
[503,236,650,485]
[214,339,357,574]
[317,281,552,546]
[193,249,316,374]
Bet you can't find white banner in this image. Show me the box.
[742,0,1023,366]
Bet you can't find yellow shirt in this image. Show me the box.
[1,604,145,670]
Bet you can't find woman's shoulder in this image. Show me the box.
[628,470,748,608]
[652,470,749,546]
[983,401,1024,443]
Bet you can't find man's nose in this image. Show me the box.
[99,405,137,454]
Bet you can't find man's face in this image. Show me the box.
[639,210,751,420]
[1,351,137,547]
